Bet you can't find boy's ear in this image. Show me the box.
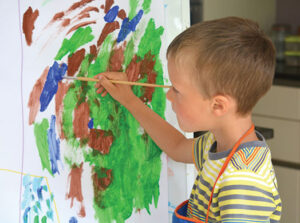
[210,94,231,116]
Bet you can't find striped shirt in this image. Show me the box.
[187,131,282,223]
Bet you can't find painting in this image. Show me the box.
[0,0,169,222]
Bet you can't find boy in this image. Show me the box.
[95,17,282,222]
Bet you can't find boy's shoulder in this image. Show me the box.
[229,145,271,174]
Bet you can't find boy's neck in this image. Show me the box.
[210,115,258,153]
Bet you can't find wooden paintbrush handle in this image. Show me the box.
[76,77,170,88]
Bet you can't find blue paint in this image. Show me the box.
[23,207,31,223]
[117,10,143,42]
[88,118,94,129]
[32,177,43,192]
[47,115,62,175]
[22,175,33,209]
[37,186,43,200]
[40,61,67,112]
[69,216,78,223]
[104,5,119,23]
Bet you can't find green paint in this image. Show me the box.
[142,0,152,14]
[123,38,135,68]
[88,34,114,78]
[34,119,52,175]
[34,215,39,223]
[42,0,51,6]
[55,27,94,60]
[41,216,47,223]
[129,0,140,20]
[137,18,164,59]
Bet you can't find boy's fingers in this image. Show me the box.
[96,72,127,81]
[95,82,101,88]
[99,75,116,92]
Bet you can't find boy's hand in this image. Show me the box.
[95,72,136,106]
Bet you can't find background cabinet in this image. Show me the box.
[253,85,300,222]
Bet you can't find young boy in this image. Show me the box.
[95,17,282,222]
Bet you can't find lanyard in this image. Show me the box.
[205,124,255,223]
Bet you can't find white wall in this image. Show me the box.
[203,0,276,34]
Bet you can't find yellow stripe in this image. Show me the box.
[219,199,275,207]
[221,208,271,216]
[0,168,60,223]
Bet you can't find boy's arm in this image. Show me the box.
[95,72,194,163]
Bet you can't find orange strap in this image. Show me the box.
[205,124,255,223]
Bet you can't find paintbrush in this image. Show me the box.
[63,76,171,88]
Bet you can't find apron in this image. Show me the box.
[172,124,255,223]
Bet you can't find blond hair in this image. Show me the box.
[167,17,276,115]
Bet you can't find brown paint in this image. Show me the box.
[78,13,90,20]
[100,5,104,9]
[66,163,86,217]
[73,102,90,139]
[52,12,65,21]
[68,0,93,12]
[79,6,99,15]
[92,167,112,191]
[88,129,113,154]
[139,52,157,102]
[28,67,49,125]
[104,0,114,13]
[67,21,96,34]
[62,18,71,27]
[117,9,126,20]
[97,21,119,47]
[108,43,126,71]
[55,82,70,139]
[89,45,97,61]
[22,7,39,46]
[126,55,142,82]
[68,48,85,76]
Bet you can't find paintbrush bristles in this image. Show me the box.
[64,76,171,88]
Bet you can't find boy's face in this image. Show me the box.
[166,54,213,132]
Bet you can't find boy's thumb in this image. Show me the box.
[99,75,115,91]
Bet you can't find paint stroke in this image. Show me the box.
[97,21,119,47]
[68,48,85,76]
[73,102,90,139]
[108,43,125,71]
[126,55,142,82]
[55,27,94,60]
[67,21,96,35]
[88,129,113,154]
[40,61,67,112]
[118,9,126,20]
[66,163,86,217]
[55,82,70,139]
[79,6,99,15]
[88,118,94,129]
[92,168,112,191]
[104,0,114,13]
[117,10,143,43]
[28,67,49,125]
[104,5,119,23]
[69,217,78,223]
[67,0,93,12]
[47,115,62,175]
[142,0,152,14]
[22,7,39,46]
[34,119,52,175]
[128,0,139,20]
[139,53,157,102]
